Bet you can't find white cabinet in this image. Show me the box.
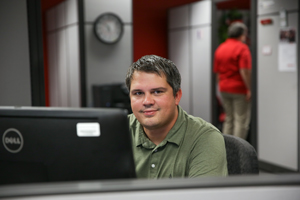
[168,0,212,121]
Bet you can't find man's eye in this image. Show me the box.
[154,90,162,94]
[134,92,143,96]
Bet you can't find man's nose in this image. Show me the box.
[143,93,154,105]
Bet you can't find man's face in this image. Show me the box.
[129,71,182,131]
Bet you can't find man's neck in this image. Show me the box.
[143,110,179,146]
[144,127,171,146]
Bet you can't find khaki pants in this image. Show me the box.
[221,92,251,140]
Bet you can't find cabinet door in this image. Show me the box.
[169,29,191,114]
[190,26,212,122]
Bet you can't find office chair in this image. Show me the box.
[222,134,259,175]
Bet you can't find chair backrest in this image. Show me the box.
[222,134,259,175]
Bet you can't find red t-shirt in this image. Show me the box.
[213,38,252,94]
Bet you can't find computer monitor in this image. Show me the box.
[0,106,136,185]
[92,83,132,114]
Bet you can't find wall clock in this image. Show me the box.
[93,13,124,44]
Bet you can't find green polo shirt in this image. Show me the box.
[128,106,228,179]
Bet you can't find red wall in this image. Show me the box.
[132,0,199,61]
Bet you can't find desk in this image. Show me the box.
[0,174,299,200]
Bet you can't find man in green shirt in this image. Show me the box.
[125,55,228,178]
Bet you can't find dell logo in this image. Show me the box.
[5,137,21,144]
[2,128,23,153]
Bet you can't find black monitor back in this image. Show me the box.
[0,107,136,185]
[92,83,132,114]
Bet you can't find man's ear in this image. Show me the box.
[175,89,182,105]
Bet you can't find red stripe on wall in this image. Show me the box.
[41,0,65,106]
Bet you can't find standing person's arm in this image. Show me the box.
[239,46,252,101]
[240,68,251,101]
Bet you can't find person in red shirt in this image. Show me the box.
[213,22,252,140]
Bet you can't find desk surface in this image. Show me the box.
[0,174,300,199]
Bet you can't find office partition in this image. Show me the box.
[256,0,299,172]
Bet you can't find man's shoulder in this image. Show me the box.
[182,112,226,157]
[181,110,221,136]
[238,41,250,50]
[128,113,139,128]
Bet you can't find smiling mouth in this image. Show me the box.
[141,109,158,116]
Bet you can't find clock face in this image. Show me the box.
[93,13,123,44]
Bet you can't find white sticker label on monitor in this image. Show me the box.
[76,123,100,137]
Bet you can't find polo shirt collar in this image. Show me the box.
[226,38,240,43]
[136,126,155,149]
[135,106,186,149]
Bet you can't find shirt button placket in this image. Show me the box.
[149,148,159,178]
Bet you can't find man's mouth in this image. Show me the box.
[141,109,158,116]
